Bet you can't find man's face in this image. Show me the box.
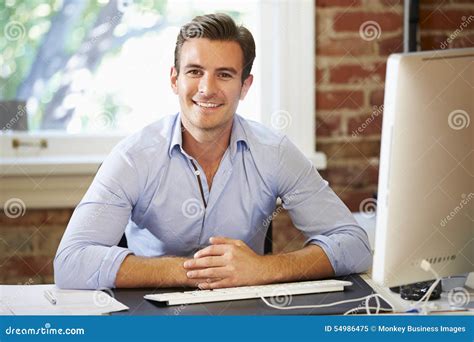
[170,38,253,135]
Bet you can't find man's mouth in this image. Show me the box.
[192,100,224,109]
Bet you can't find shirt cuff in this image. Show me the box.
[304,235,340,276]
[98,246,134,288]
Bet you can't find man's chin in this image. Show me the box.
[190,113,230,128]
[192,121,221,131]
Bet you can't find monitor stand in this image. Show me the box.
[390,280,442,301]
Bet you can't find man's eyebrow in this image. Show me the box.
[216,67,238,75]
[184,64,204,69]
[183,64,204,70]
[183,64,238,75]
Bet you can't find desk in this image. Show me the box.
[111,274,392,315]
[362,274,474,314]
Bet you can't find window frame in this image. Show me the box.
[257,0,325,168]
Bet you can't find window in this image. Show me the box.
[0,0,324,207]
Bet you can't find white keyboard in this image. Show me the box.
[144,279,352,306]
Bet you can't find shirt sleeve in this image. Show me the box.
[275,136,372,276]
[53,143,139,289]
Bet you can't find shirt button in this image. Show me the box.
[194,170,200,176]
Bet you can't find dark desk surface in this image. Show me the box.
[111,274,392,315]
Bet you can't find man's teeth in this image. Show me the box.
[196,102,221,108]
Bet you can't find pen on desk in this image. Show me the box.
[44,290,57,305]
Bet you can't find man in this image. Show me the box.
[54,13,371,290]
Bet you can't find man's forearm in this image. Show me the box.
[115,255,201,288]
[260,244,335,284]
[116,244,335,289]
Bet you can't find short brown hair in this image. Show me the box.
[174,13,256,83]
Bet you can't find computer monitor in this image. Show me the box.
[372,48,473,287]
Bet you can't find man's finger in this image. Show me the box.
[188,278,216,288]
[198,279,231,290]
[209,236,241,246]
[186,266,229,279]
[197,278,223,289]
[183,256,225,269]
[194,244,228,258]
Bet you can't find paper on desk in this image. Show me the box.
[0,301,14,315]
[0,284,128,315]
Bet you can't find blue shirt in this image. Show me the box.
[54,113,372,289]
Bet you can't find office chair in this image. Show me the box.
[117,222,273,255]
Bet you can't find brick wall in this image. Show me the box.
[0,209,73,285]
[279,0,474,254]
[1,1,473,284]
[316,0,473,212]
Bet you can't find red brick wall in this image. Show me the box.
[316,0,473,212]
[0,210,73,284]
[278,0,473,256]
[1,1,473,284]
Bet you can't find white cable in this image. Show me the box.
[369,293,381,314]
[344,306,393,315]
[409,259,442,314]
[261,260,440,315]
[260,293,393,315]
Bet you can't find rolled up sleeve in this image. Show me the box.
[276,136,372,276]
[54,143,139,289]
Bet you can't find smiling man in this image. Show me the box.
[54,13,371,290]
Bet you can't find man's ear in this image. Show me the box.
[170,66,179,94]
[239,74,254,100]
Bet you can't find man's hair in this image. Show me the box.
[174,13,256,83]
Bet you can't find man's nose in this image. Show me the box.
[198,74,218,96]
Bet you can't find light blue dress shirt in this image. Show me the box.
[54,113,372,289]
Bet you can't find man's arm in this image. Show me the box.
[54,144,139,289]
[115,255,211,288]
[273,136,372,276]
[183,237,334,289]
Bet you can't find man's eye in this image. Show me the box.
[187,70,202,76]
[219,73,232,79]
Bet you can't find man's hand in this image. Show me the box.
[183,236,267,289]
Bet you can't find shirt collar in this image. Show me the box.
[168,113,250,159]
[168,113,185,157]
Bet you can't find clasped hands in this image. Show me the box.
[183,236,268,289]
